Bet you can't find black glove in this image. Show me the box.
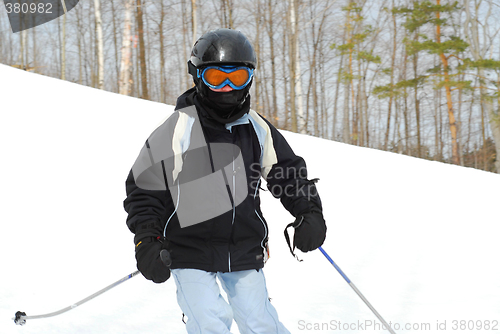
[293,209,327,252]
[134,221,171,283]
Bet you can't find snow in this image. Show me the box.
[1,63,499,334]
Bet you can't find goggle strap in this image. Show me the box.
[188,61,198,78]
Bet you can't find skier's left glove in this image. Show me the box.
[134,221,171,284]
[292,208,326,252]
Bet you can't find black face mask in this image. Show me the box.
[196,79,252,124]
[204,88,246,115]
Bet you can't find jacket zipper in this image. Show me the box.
[228,152,236,272]
[200,123,236,272]
[254,179,268,259]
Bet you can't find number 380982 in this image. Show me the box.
[5,3,53,14]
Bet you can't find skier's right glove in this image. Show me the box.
[134,221,171,284]
[284,206,327,259]
[293,209,326,252]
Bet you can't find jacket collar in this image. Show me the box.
[175,88,251,132]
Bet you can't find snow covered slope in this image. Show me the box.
[1,64,499,334]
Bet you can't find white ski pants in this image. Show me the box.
[171,268,290,334]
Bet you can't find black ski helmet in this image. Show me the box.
[189,28,257,69]
[187,29,257,124]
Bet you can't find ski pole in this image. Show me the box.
[318,247,397,334]
[14,270,140,326]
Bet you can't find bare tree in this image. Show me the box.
[61,14,67,81]
[265,0,278,124]
[192,0,198,45]
[136,0,149,99]
[110,0,121,91]
[119,0,134,95]
[464,0,500,173]
[94,0,104,89]
[288,0,305,133]
[384,1,397,151]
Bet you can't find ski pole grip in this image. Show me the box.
[160,249,172,267]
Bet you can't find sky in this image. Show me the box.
[0,64,499,334]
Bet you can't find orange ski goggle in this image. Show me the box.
[198,66,254,90]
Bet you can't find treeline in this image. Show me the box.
[0,0,499,173]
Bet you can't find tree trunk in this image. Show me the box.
[94,0,104,90]
[333,27,346,140]
[76,6,84,85]
[288,0,297,132]
[350,46,357,145]
[283,16,290,131]
[402,30,410,155]
[488,91,500,173]
[464,0,500,172]
[226,0,234,28]
[110,0,120,91]
[436,3,459,164]
[180,0,188,91]
[159,1,166,103]
[384,4,397,151]
[267,0,278,125]
[32,27,37,73]
[289,0,305,133]
[343,80,351,144]
[18,30,26,69]
[357,62,364,147]
[191,0,197,46]
[347,4,357,145]
[480,99,487,170]
[295,37,305,133]
[89,5,96,88]
[320,51,327,138]
[413,48,421,158]
[119,0,134,96]
[254,1,262,115]
[61,14,66,80]
[136,0,149,99]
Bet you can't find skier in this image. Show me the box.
[124,28,327,334]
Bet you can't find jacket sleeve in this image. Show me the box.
[124,169,172,233]
[263,120,322,217]
[123,113,180,234]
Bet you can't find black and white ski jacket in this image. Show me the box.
[124,88,322,273]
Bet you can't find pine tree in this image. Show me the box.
[331,1,380,146]
[388,0,469,165]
